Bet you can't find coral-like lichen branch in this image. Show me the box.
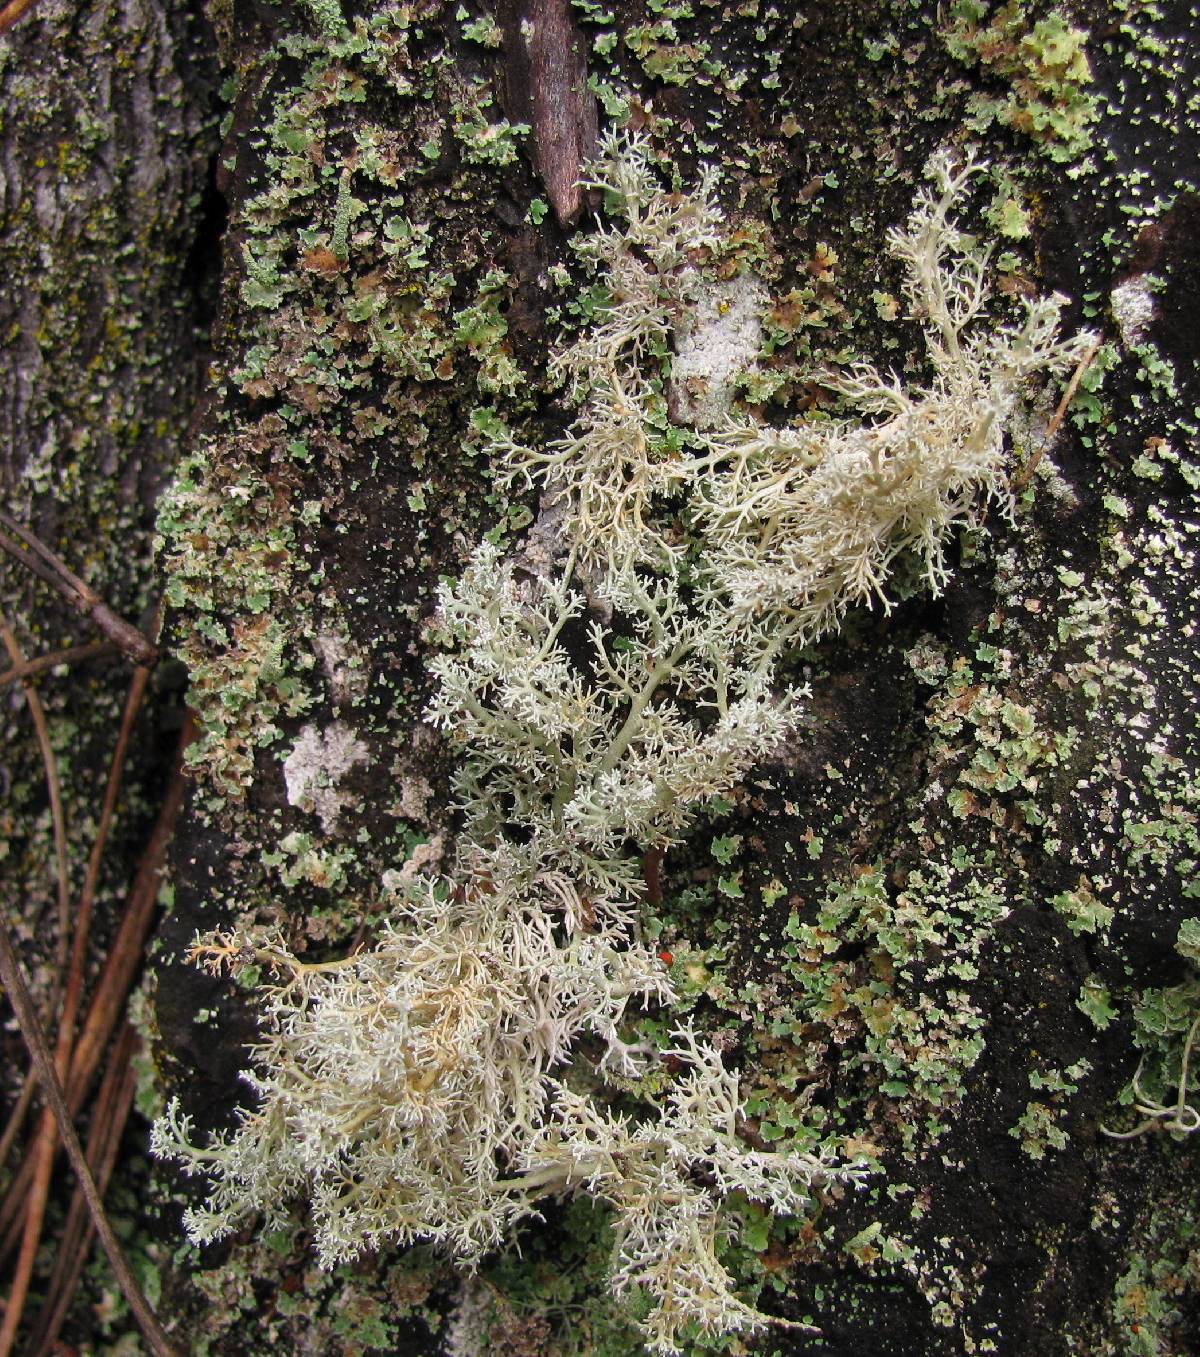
[156,134,1091,1352]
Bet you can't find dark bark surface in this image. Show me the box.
[4,1,1200,1354]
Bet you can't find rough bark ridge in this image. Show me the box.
[6,0,1200,1353]
[0,0,220,892]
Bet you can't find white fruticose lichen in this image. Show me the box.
[721,148,1087,623]
[427,542,795,899]
[522,1025,831,1348]
[155,134,1093,1353]
[493,133,725,572]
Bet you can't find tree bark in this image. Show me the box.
[6,0,1200,1354]
[0,0,219,1347]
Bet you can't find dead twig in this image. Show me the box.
[0,715,193,1257]
[1013,338,1102,491]
[0,925,183,1357]
[29,1024,140,1357]
[0,617,71,977]
[0,510,157,666]
[0,0,41,33]
[0,640,117,689]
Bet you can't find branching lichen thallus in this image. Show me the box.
[154,136,1094,1354]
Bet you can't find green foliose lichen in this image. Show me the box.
[943,2,1099,164]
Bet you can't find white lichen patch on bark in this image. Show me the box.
[314,626,369,706]
[670,273,766,429]
[282,721,369,831]
[1110,272,1158,349]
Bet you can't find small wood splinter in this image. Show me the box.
[499,0,598,226]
